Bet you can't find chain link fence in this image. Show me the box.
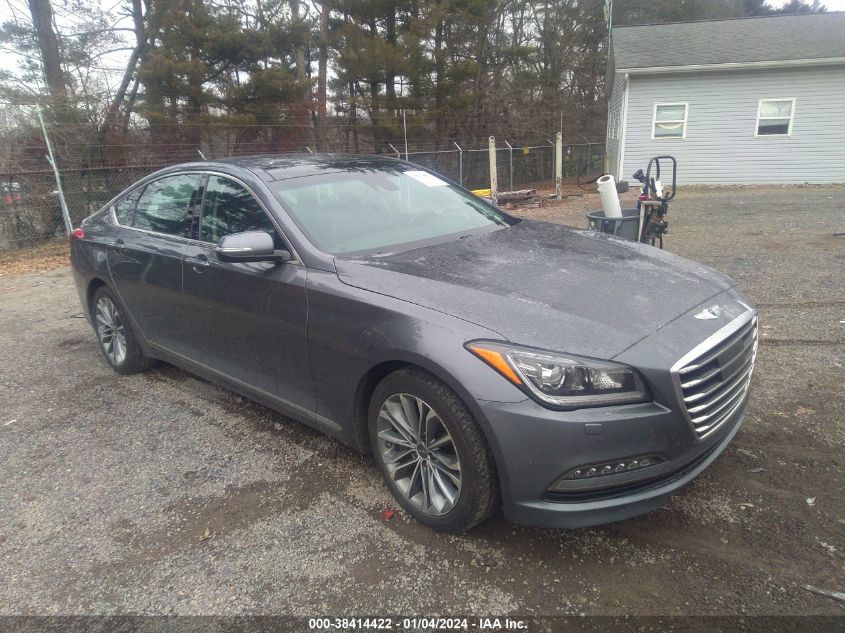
[0,164,170,249]
[0,135,604,251]
[403,141,603,191]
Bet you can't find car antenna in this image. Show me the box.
[197,149,207,161]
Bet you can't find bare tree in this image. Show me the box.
[99,0,150,143]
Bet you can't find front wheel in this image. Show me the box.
[368,368,499,532]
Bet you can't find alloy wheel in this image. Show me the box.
[95,296,127,366]
[376,393,462,516]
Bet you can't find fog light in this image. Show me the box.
[551,455,664,489]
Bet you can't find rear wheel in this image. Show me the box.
[92,286,156,375]
[369,368,499,532]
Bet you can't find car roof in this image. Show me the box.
[204,153,408,182]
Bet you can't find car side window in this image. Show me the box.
[132,174,199,237]
[200,176,280,246]
[114,187,142,225]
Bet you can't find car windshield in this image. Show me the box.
[270,168,512,255]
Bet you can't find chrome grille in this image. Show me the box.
[672,311,758,439]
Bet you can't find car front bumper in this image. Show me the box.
[476,395,746,529]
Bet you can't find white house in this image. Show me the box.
[606,12,845,184]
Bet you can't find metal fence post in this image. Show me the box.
[488,136,498,201]
[403,110,409,161]
[453,141,463,187]
[555,132,563,201]
[36,106,73,236]
[504,140,513,192]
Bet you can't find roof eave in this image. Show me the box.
[617,57,845,75]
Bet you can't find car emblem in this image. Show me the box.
[694,305,723,320]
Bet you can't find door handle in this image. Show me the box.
[111,239,125,250]
[185,254,210,271]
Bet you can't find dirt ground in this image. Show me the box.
[0,240,69,278]
[0,185,843,617]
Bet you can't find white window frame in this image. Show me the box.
[610,112,619,141]
[755,98,796,137]
[651,102,688,140]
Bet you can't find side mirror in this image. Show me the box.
[216,231,290,263]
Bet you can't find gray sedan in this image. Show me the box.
[70,155,757,532]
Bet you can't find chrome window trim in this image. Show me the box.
[670,309,758,440]
[110,170,303,265]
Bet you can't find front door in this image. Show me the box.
[179,175,314,414]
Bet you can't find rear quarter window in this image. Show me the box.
[113,187,142,225]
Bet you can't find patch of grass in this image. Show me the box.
[0,239,70,277]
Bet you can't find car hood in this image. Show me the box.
[335,220,736,359]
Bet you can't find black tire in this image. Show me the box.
[368,368,499,532]
[91,286,157,375]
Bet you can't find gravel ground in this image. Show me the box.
[0,186,843,616]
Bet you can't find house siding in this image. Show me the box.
[606,73,627,179]
[617,66,845,184]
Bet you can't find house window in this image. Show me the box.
[608,112,618,141]
[756,99,795,136]
[652,103,688,139]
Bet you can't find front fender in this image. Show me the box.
[305,269,526,466]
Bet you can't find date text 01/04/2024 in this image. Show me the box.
[307,617,528,630]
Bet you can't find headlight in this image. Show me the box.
[466,341,649,409]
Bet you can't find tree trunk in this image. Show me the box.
[316,0,329,151]
[121,77,140,133]
[27,0,68,119]
[433,4,444,150]
[472,9,491,145]
[384,2,397,118]
[290,0,307,82]
[367,17,380,149]
[184,0,204,154]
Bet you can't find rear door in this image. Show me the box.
[179,174,314,414]
[107,173,202,349]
